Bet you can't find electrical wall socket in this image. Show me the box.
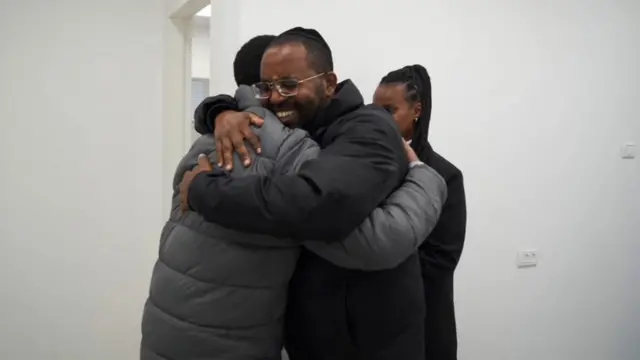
[621,142,636,159]
[516,249,538,268]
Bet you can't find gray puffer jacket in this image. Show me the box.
[140,86,447,360]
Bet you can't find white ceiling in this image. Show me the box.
[196,4,211,17]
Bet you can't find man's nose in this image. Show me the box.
[269,89,286,105]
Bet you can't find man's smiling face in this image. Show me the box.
[260,42,329,128]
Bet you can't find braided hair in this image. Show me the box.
[379,64,432,158]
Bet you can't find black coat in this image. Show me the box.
[285,250,425,360]
[191,80,427,360]
[418,146,467,360]
[283,82,426,360]
[188,80,406,242]
[190,81,425,359]
[192,80,426,360]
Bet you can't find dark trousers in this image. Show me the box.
[423,271,458,360]
[285,251,425,360]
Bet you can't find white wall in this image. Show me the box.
[0,0,637,359]
[209,0,640,359]
[0,0,165,359]
[191,20,210,79]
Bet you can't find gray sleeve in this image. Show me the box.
[273,131,320,175]
[171,135,219,190]
[284,138,320,173]
[172,134,251,191]
[304,163,447,270]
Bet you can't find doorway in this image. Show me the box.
[190,7,211,144]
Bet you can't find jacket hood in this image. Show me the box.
[303,79,364,136]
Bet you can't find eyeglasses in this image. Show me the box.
[252,73,327,99]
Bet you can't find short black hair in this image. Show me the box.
[269,27,333,73]
[233,35,276,86]
[380,65,432,156]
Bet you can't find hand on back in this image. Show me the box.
[404,141,419,163]
[214,111,264,170]
[179,154,214,213]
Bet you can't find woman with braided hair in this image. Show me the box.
[373,64,468,360]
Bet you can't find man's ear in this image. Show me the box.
[325,72,338,96]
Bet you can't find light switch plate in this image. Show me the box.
[516,249,538,268]
[621,142,636,159]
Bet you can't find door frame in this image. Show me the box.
[162,0,209,215]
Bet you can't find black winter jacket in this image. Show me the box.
[191,80,431,360]
[418,145,467,360]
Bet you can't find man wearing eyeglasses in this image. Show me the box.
[180,27,444,360]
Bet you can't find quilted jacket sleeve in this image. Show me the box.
[304,163,447,270]
[193,94,238,135]
[187,110,406,242]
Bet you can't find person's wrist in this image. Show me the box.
[215,110,235,125]
[207,105,236,133]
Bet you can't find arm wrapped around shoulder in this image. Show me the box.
[304,163,447,270]
[194,94,238,135]
[186,108,406,241]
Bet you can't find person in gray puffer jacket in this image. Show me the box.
[140,35,447,360]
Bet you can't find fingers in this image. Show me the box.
[242,113,261,157]
[180,194,189,213]
[215,138,223,167]
[214,112,262,170]
[247,113,264,127]
[197,153,213,171]
[179,171,192,213]
[231,131,251,167]
[404,143,418,162]
[242,127,262,155]
[220,136,234,171]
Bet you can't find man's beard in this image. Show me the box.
[294,100,320,129]
[295,88,330,129]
